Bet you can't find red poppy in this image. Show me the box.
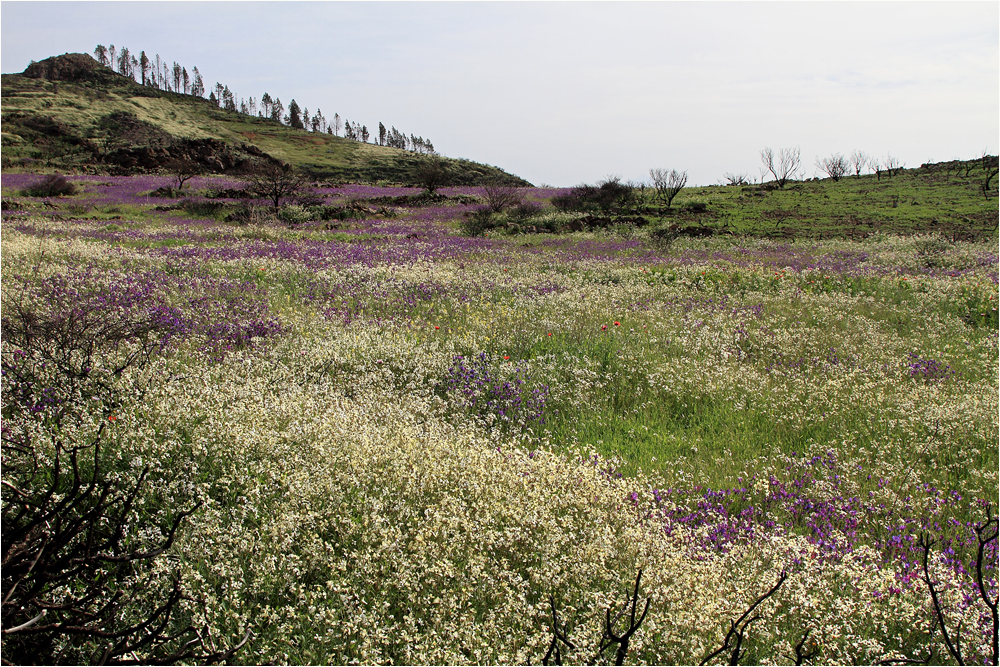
[503,355,510,360]
[108,415,117,422]
[435,326,440,329]
[614,321,620,326]
[601,324,607,330]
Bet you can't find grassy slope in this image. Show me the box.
[0,68,529,185]
[664,165,998,239]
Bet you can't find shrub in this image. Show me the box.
[460,208,496,237]
[509,201,542,220]
[277,204,313,228]
[416,159,448,193]
[226,202,276,226]
[550,177,637,214]
[0,293,247,664]
[480,180,522,213]
[20,174,76,197]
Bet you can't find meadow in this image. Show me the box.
[1,172,997,665]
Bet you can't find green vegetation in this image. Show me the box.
[457,161,997,242]
[2,51,997,667]
[1,56,529,186]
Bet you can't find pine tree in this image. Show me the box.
[191,67,204,97]
[94,45,108,66]
[117,47,132,79]
[287,100,303,129]
[379,122,386,146]
[139,51,149,86]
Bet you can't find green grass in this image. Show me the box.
[632,164,998,240]
[1,68,530,185]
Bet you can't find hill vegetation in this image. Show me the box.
[1,53,530,186]
[1,51,997,667]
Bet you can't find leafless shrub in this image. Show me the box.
[871,157,886,182]
[918,511,997,666]
[723,172,749,186]
[649,168,688,208]
[1,294,248,664]
[700,571,789,665]
[980,152,998,198]
[544,570,650,666]
[163,157,203,191]
[760,147,801,189]
[480,180,522,213]
[883,155,904,178]
[242,161,308,211]
[816,153,849,181]
[850,150,869,176]
[416,159,448,194]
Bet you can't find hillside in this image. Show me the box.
[1,53,531,186]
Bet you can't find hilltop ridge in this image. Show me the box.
[1,53,531,186]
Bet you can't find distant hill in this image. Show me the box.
[1,53,531,186]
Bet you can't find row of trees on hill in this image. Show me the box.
[91,44,435,154]
[720,147,907,188]
[720,147,996,197]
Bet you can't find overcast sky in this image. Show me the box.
[2,1,997,186]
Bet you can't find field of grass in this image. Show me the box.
[1,172,997,665]
[669,163,997,240]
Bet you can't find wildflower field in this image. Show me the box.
[1,173,997,665]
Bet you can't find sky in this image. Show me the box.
[2,1,997,187]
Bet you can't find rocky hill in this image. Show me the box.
[1,53,531,186]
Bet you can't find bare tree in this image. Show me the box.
[816,153,849,181]
[243,161,308,211]
[883,155,904,177]
[850,150,869,176]
[760,147,801,188]
[416,159,448,193]
[981,151,998,198]
[480,179,522,213]
[649,168,688,208]
[165,157,203,191]
[870,157,885,181]
[723,172,749,186]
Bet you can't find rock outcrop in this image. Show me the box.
[23,53,107,82]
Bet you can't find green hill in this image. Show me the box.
[1,53,530,186]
